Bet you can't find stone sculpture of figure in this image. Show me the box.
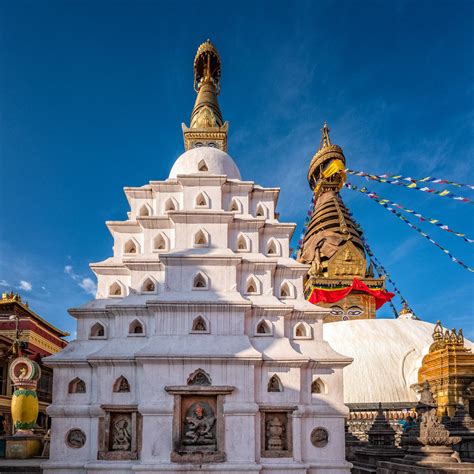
[183,403,216,446]
[266,416,285,450]
[112,416,132,451]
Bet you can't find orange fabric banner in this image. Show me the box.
[307,278,394,309]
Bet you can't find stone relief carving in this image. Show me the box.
[183,402,216,448]
[311,427,329,447]
[266,416,285,450]
[111,414,132,451]
[187,369,212,386]
[66,429,86,448]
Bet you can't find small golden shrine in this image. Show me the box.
[417,321,474,417]
[182,39,228,151]
[297,124,389,322]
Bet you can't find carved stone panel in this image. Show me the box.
[311,427,329,447]
[98,405,141,460]
[66,429,86,449]
[260,407,294,458]
[165,383,234,464]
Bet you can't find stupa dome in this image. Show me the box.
[323,318,473,405]
[168,147,241,180]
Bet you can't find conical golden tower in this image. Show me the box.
[298,123,388,322]
[182,40,228,151]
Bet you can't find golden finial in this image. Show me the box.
[319,122,332,149]
[433,320,443,341]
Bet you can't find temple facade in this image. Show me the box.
[44,41,352,474]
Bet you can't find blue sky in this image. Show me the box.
[0,0,473,339]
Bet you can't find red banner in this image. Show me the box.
[307,278,394,309]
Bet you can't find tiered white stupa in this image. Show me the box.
[44,40,352,474]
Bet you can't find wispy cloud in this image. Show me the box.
[64,265,97,296]
[19,280,32,291]
[0,279,9,287]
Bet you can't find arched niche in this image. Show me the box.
[195,191,210,208]
[141,277,156,294]
[311,378,326,394]
[187,368,212,386]
[236,233,250,252]
[191,315,209,333]
[267,374,283,393]
[113,375,130,393]
[245,275,260,295]
[192,272,209,290]
[68,377,86,394]
[279,280,295,299]
[109,281,125,298]
[138,203,151,217]
[193,228,209,247]
[267,238,280,256]
[124,238,140,255]
[90,322,106,339]
[198,159,208,172]
[128,318,145,336]
[164,196,178,212]
[255,318,272,336]
[256,203,267,218]
[230,198,242,213]
[153,233,169,252]
[293,321,311,339]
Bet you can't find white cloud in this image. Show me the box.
[19,280,32,291]
[0,279,9,287]
[65,265,96,296]
[79,278,97,296]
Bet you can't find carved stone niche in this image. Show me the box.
[98,405,142,460]
[260,406,296,458]
[165,382,234,463]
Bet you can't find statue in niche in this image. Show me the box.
[187,369,211,386]
[266,416,285,450]
[116,377,130,393]
[111,415,132,451]
[183,402,216,447]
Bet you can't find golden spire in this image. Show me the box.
[182,39,228,151]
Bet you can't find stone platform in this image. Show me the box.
[0,458,42,473]
[377,459,474,473]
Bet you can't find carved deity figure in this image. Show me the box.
[266,416,285,450]
[112,416,132,451]
[183,402,216,446]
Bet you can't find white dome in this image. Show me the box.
[323,318,472,405]
[169,147,241,180]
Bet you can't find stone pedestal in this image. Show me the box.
[4,435,42,459]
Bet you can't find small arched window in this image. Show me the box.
[113,375,130,393]
[256,203,267,218]
[129,319,144,335]
[139,204,150,217]
[193,229,209,247]
[198,159,208,172]
[280,281,294,298]
[124,239,138,254]
[311,378,325,394]
[294,322,311,339]
[187,368,212,386]
[268,374,283,392]
[164,197,178,212]
[90,322,106,339]
[195,192,209,208]
[142,277,156,293]
[230,198,242,213]
[245,275,259,294]
[255,319,272,336]
[191,315,209,333]
[153,233,168,251]
[68,377,86,394]
[193,272,209,290]
[237,234,249,252]
[109,281,123,297]
[267,239,280,256]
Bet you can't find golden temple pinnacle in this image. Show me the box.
[182,39,228,151]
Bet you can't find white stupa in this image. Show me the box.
[44,40,352,474]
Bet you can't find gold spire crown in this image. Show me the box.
[182,39,228,151]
